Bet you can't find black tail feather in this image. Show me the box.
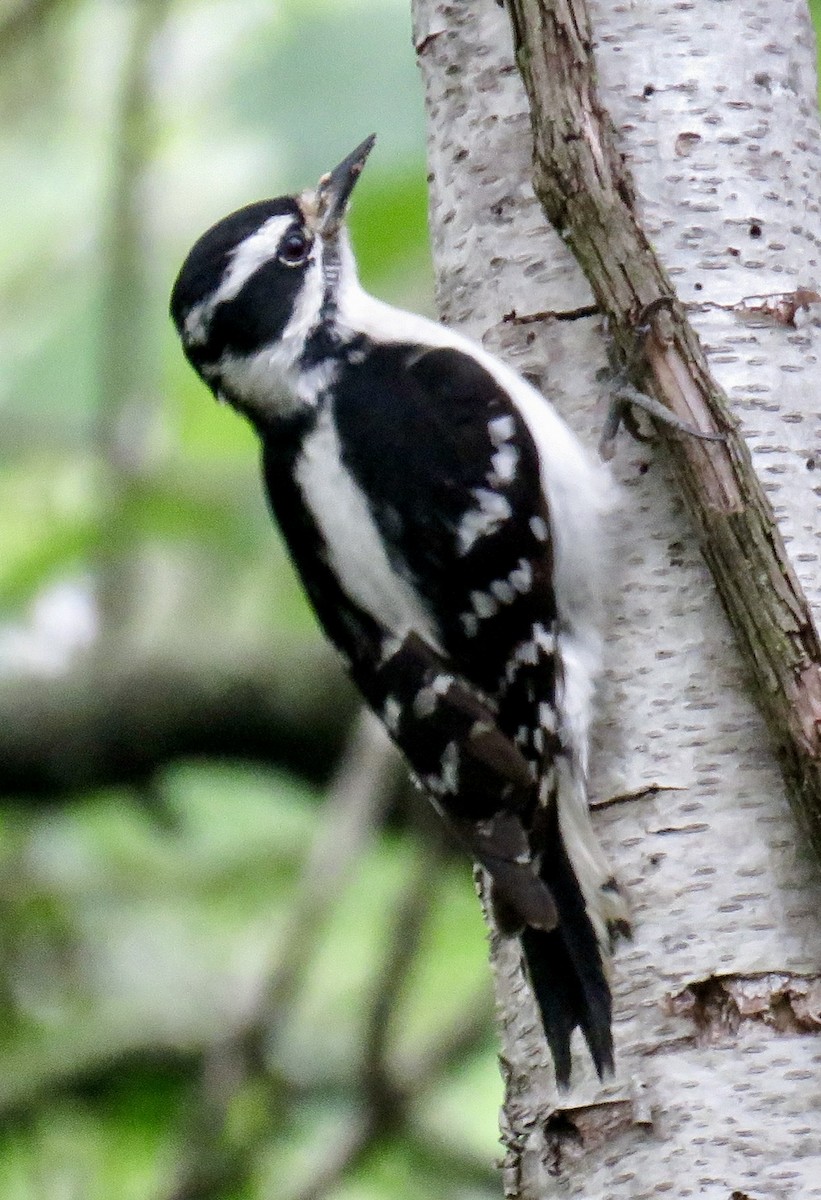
[519,804,613,1087]
[520,925,613,1087]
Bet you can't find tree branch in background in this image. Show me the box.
[0,639,357,798]
[506,0,821,856]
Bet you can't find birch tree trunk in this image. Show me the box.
[412,1,821,1195]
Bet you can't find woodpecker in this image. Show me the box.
[170,136,627,1086]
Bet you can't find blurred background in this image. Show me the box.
[0,1,501,1197]
[2,1,821,1198]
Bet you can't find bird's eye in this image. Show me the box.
[278,230,310,266]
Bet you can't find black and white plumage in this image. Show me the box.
[170,136,627,1086]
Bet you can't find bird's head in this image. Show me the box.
[169,135,375,420]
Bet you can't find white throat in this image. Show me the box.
[209,249,330,420]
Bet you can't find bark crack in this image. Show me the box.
[591,783,686,810]
[502,303,600,324]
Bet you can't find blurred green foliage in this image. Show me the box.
[0,1,496,1197]
[0,764,499,1199]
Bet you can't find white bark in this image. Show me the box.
[413,1,821,1195]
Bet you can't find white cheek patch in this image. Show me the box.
[213,258,326,418]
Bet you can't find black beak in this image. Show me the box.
[317,134,376,235]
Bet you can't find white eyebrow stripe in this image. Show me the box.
[183,213,295,345]
[215,214,295,306]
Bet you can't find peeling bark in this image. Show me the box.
[413,0,821,1195]
[669,971,821,1039]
